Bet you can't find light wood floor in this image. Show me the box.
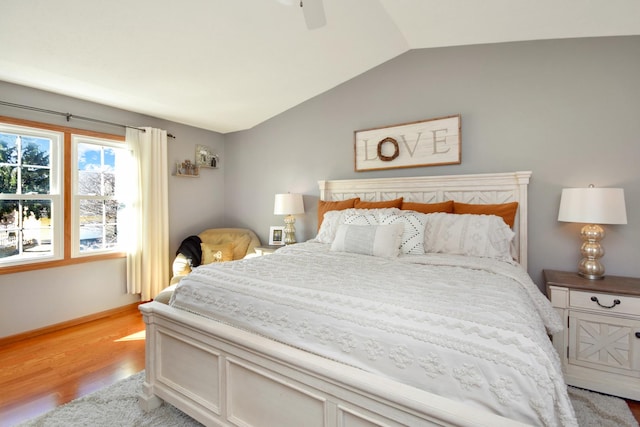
[0,304,145,427]
[1,303,639,426]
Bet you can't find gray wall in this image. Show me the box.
[224,36,640,289]
[2,35,639,337]
[0,81,225,337]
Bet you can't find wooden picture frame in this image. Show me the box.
[196,144,219,168]
[269,226,285,246]
[354,114,461,172]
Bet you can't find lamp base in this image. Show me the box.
[577,224,605,280]
[283,215,296,245]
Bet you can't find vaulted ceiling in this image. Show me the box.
[2,0,639,133]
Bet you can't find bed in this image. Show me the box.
[139,171,577,427]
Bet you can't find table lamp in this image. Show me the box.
[557,185,627,279]
[274,193,305,244]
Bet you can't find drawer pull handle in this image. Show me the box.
[590,296,620,309]
[636,332,640,339]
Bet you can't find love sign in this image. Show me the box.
[354,115,461,172]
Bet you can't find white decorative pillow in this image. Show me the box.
[423,213,515,261]
[315,210,344,243]
[379,211,428,255]
[316,208,400,243]
[343,211,378,225]
[330,223,404,258]
[342,208,400,225]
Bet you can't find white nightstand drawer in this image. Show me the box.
[570,290,640,317]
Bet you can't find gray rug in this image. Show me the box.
[17,371,639,427]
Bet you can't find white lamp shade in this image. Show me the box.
[274,193,305,215]
[558,187,627,224]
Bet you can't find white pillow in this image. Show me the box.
[315,210,344,243]
[424,213,514,261]
[315,208,400,243]
[379,211,428,255]
[331,223,404,258]
[343,211,378,225]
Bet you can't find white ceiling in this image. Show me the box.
[1,0,639,134]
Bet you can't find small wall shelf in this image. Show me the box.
[175,172,199,178]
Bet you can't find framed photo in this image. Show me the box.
[196,144,219,168]
[354,114,461,172]
[269,226,285,246]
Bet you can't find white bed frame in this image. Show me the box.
[139,171,532,427]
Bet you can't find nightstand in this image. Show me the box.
[544,269,640,400]
[254,245,282,256]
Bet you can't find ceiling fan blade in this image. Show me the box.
[300,0,326,30]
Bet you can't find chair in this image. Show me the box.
[154,227,260,304]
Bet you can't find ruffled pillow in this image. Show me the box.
[423,213,514,261]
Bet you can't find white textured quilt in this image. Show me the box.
[170,242,577,426]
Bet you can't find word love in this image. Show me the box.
[361,129,450,163]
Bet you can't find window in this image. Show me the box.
[0,123,63,266]
[72,136,129,257]
[0,117,127,271]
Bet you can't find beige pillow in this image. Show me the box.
[201,242,234,264]
[230,234,251,260]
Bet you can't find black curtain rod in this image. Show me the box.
[0,100,176,139]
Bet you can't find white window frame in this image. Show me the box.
[71,135,128,258]
[0,123,63,267]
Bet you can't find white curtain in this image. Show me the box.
[124,127,169,301]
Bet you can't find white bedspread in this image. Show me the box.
[170,241,577,426]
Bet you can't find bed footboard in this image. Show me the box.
[138,301,527,427]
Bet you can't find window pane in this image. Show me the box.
[103,171,115,196]
[79,199,103,225]
[78,142,102,196]
[0,165,17,193]
[105,224,117,246]
[79,224,103,250]
[21,167,50,194]
[21,137,51,167]
[0,199,52,260]
[103,147,116,196]
[0,199,18,258]
[78,170,101,195]
[0,133,18,164]
[105,200,119,223]
[0,228,18,258]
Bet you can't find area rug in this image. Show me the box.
[17,371,639,427]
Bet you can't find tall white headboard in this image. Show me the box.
[318,171,532,269]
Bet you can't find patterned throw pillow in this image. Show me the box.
[330,223,404,258]
[380,211,428,255]
[423,213,514,261]
[201,243,234,264]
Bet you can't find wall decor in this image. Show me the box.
[269,226,285,246]
[175,159,199,177]
[196,144,219,168]
[354,114,461,172]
